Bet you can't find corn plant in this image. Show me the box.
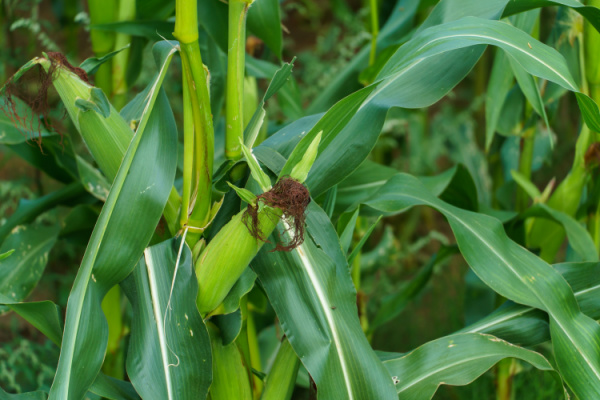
[1,0,600,399]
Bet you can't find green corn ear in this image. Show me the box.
[37,57,132,181]
[35,56,180,232]
[196,206,281,315]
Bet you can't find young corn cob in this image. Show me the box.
[195,133,321,315]
[8,54,181,231]
[195,205,282,315]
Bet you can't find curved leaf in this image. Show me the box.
[463,261,600,346]
[383,333,560,399]
[267,16,600,198]
[363,173,600,398]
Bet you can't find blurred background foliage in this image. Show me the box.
[1,0,595,398]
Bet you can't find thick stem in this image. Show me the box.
[226,0,250,160]
[174,0,215,241]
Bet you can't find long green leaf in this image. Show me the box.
[463,261,600,346]
[383,333,561,399]
[267,16,600,198]
[253,202,398,400]
[121,239,211,400]
[247,0,282,59]
[48,46,178,399]
[363,173,600,397]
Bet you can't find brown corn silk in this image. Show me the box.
[0,52,90,147]
[243,177,311,251]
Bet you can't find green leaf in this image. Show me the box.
[503,0,600,34]
[247,0,283,59]
[244,59,295,148]
[486,50,513,149]
[347,216,381,265]
[0,386,47,399]
[338,207,360,254]
[213,268,257,317]
[121,239,212,400]
[383,333,561,399]
[0,97,53,145]
[80,44,131,75]
[287,130,322,183]
[208,322,253,400]
[511,169,542,200]
[227,182,258,205]
[261,337,301,400]
[335,161,398,215]
[0,295,139,399]
[90,21,175,40]
[265,16,600,198]
[0,224,59,314]
[252,202,398,400]
[48,49,178,399]
[0,294,63,346]
[363,173,600,398]
[240,140,271,192]
[509,56,550,132]
[522,204,599,262]
[461,261,600,347]
[0,249,14,261]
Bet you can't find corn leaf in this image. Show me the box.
[121,239,211,400]
[0,294,139,400]
[0,224,59,314]
[363,173,600,398]
[272,16,600,198]
[48,44,178,398]
[252,202,398,400]
[383,333,562,399]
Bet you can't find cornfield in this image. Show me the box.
[1,0,600,399]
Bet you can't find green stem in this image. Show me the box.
[368,0,379,66]
[88,0,117,96]
[100,285,124,379]
[496,358,515,400]
[226,0,250,160]
[516,128,535,212]
[112,0,135,110]
[246,310,263,399]
[180,69,194,229]
[261,337,301,400]
[174,0,215,243]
